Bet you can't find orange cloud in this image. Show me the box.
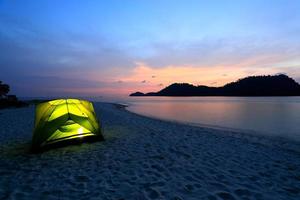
[54,57,300,96]
[116,62,282,93]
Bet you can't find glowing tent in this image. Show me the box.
[32,99,103,151]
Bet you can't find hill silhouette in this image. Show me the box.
[130,74,300,96]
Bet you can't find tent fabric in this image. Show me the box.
[32,99,103,150]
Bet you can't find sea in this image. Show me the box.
[116,96,300,142]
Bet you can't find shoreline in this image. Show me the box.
[0,102,299,199]
[120,103,300,154]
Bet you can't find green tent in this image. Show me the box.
[32,99,103,151]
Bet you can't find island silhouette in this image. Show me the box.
[130,74,300,96]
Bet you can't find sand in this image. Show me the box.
[0,102,299,200]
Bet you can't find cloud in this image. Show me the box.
[1,9,300,97]
[3,75,108,96]
[0,14,137,96]
[117,62,300,94]
[136,36,300,69]
[0,14,135,70]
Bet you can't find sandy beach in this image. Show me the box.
[0,102,299,200]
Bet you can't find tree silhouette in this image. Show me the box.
[0,81,10,98]
[0,81,27,109]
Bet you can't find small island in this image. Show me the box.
[130,74,300,96]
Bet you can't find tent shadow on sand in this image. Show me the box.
[30,136,104,154]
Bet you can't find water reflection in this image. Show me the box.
[125,97,300,141]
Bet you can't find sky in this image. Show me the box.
[0,0,300,97]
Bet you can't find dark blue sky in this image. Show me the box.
[1,0,300,97]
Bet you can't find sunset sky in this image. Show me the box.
[1,0,300,97]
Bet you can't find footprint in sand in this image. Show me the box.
[144,187,160,199]
[216,191,236,200]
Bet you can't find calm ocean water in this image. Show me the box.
[121,97,300,141]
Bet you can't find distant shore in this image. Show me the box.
[130,74,300,97]
[0,102,299,199]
